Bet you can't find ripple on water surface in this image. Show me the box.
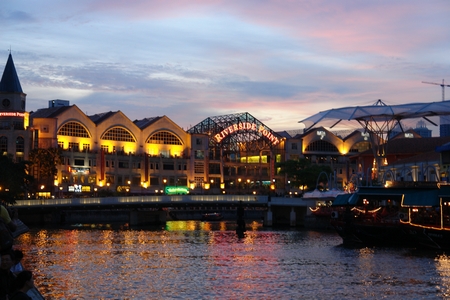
[13,222,450,299]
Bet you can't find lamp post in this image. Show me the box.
[238,178,241,194]
[163,178,167,194]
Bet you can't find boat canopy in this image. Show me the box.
[402,189,441,207]
[332,193,354,206]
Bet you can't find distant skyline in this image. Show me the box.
[2,0,450,133]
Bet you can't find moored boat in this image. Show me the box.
[201,212,223,221]
[400,184,450,250]
[330,184,421,248]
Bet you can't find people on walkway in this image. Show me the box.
[11,250,24,275]
[1,205,17,233]
[9,270,34,300]
[0,251,16,300]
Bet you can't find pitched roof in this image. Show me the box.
[133,117,162,130]
[30,106,72,119]
[0,54,23,93]
[88,111,117,124]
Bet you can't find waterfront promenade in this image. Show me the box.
[14,194,314,208]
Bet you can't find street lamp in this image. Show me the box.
[238,178,241,194]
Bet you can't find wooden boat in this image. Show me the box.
[329,184,425,248]
[400,184,450,250]
[305,189,349,218]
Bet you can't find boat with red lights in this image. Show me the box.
[400,183,450,250]
[329,183,431,248]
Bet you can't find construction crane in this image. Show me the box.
[422,79,450,101]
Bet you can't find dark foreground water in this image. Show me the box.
[13,221,450,299]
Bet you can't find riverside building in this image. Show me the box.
[4,53,441,198]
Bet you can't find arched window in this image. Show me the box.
[147,131,182,145]
[16,136,24,153]
[350,141,371,153]
[304,140,339,152]
[101,127,135,142]
[58,122,90,137]
[0,136,7,154]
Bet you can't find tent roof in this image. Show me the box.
[299,99,450,131]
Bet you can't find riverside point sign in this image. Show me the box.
[214,122,280,145]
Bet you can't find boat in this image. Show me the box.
[329,184,421,247]
[400,183,450,250]
[305,189,350,218]
[201,212,223,221]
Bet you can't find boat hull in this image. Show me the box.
[402,224,450,250]
[332,220,414,248]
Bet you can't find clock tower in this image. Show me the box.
[0,53,27,130]
[0,53,32,161]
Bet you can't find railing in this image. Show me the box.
[14,195,311,208]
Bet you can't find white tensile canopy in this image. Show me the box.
[299,99,450,178]
[299,99,450,132]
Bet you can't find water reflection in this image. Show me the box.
[12,221,450,299]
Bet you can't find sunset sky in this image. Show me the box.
[2,0,450,133]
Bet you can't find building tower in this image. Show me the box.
[0,53,32,160]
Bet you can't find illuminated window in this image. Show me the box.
[83,144,90,151]
[0,136,7,154]
[101,145,109,153]
[305,140,339,152]
[58,141,64,148]
[194,162,204,173]
[101,127,135,142]
[16,137,24,153]
[147,131,182,145]
[58,122,90,137]
[68,142,79,151]
[350,141,371,153]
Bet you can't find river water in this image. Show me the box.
[13,221,450,299]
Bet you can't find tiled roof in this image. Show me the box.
[88,112,116,124]
[0,54,23,93]
[385,137,450,154]
[133,117,162,129]
[30,106,72,119]
[389,150,440,166]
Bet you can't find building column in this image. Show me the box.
[264,204,273,227]
[290,207,296,227]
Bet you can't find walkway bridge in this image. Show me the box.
[13,195,319,227]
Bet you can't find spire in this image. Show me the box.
[0,53,23,93]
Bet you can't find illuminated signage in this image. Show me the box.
[164,186,189,195]
[69,167,90,174]
[68,185,91,193]
[317,131,326,139]
[0,112,25,117]
[214,122,280,145]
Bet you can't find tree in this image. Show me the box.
[28,148,63,194]
[276,159,333,191]
[0,155,33,203]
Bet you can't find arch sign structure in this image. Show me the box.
[188,112,282,150]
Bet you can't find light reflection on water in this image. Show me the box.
[13,221,450,299]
